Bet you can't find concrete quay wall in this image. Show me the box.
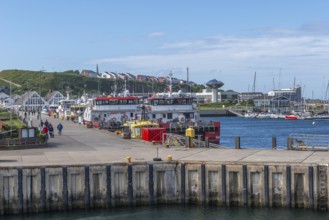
[0,161,327,214]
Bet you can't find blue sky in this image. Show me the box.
[1,0,329,99]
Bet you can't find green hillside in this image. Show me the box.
[0,70,204,98]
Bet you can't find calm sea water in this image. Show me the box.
[1,206,327,220]
[202,117,329,149]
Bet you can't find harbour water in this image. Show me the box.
[203,117,329,149]
[1,206,326,220]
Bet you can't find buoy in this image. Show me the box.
[312,121,315,125]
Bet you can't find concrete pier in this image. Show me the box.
[0,114,329,214]
[0,162,327,214]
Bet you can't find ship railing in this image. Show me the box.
[289,133,329,151]
[162,133,223,148]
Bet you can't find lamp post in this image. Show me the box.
[9,81,12,136]
[39,69,46,127]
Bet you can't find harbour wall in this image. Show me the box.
[0,161,327,215]
[199,109,243,117]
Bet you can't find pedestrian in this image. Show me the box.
[40,120,44,127]
[57,123,63,135]
[48,123,54,138]
[42,125,49,140]
[44,119,49,127]
[28,118,33,127]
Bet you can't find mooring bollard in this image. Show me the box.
[205,137,209,148]
[272,136,277,149]
[167,155,172,161]
[126,156,131,163]
[287,137,293,150]
[235,136,241,149]
[185,136,190,148]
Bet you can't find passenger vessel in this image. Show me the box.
[83,93,141,127]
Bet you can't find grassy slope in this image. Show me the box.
[0,70,169,97]
[0,70,203,97]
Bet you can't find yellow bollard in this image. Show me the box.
[126,156,131,163]
[167,155,172,161]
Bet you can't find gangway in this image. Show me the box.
[162,133,223,148]
[289,133,329,151]
[227,108,244,117]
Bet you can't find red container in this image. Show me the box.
[142,127,166,142]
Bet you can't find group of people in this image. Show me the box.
[40,119,63,139]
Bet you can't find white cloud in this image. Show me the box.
[148,32,164,38]
[92,24,329,98]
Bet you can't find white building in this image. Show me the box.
[44,91,66,106]
[14,91,47,111]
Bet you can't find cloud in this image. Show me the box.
[91,22,329,98]
[148,32,164,38]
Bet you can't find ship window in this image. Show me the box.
[130,113,133,117]
[163,114,166,118]
[152,114,156,119]
[166,100,173,105]
[167,113,172,119]
[109,100,117,104]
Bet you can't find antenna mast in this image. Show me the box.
[186,67,189,93]
[97,64,101,96]
[169,71,173,97]
[252,72,256,93]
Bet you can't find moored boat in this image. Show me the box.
[285,115,298,120]
[83,95,141,128]
[137,73,220,143]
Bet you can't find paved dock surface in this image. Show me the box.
[0,113,329,167]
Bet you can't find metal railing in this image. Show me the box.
[162,133,222,148]
[289,133,329,151]
[0,137,47,148]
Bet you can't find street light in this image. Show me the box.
[39,69,46,127]
[9,81,12,136]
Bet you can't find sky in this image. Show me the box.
[1,0,329,99]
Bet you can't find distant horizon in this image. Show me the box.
[1,1,329,99]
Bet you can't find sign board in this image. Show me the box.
[21,128,36,138]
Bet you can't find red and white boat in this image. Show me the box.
[83,94,141,128]
[141,74,220,143]
[285,115,298,120]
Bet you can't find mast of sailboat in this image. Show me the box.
[325,81,329,111]
[123,76,128,97]
[252,72,256,93]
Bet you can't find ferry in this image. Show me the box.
[139,74,220,143]
[144,92,197,125]
[142,93,220,143]
[83,95,141,128]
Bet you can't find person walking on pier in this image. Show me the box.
[48,123,54,138]
[42,125,49,140]
[57,123,63,135]
[44,119,49,128]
